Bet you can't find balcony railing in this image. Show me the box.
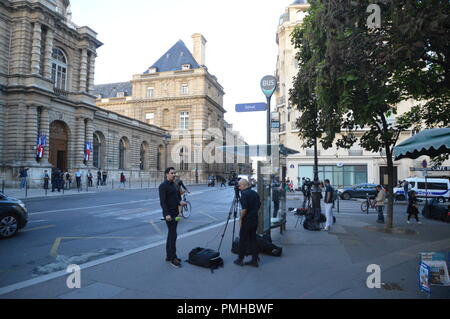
[53,87,69,97]
[277,96,286,106]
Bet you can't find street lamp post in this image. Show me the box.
[162,134,171,170]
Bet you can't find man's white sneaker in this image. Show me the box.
[407,221,410,224]
[418,221,422,225]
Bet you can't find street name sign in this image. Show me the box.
[235,103,267,113]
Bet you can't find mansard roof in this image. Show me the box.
[144,40,200,73]
[93,81,132,98]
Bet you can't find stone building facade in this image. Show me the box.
[0,0,167,187]
[95,35,252,182]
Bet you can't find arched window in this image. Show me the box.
[179,147,189,171]
[52,48,68,90]
[157,145,163,171]
[119,139,126,170]
[140,144,145,170]
[93,134,100,168]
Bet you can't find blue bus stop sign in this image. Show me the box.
[261,75,277,98]
[235,103,267,113]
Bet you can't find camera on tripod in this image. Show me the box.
[303,177,313,189]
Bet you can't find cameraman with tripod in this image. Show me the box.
[234,179,261,268]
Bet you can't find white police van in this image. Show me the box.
[394,177,450,202]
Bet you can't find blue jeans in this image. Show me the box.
[20,177,27,189]
[377,206,384,222]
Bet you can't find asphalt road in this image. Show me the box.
[0,185,236,288]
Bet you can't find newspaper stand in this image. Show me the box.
[419,252,450,298]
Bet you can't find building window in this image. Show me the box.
[117,92,125,98]
[299,165,368,189]
[181,84,189,95]
[93,134,100,168]
[148,67,157,73]
[140,144,145,170]
[182,64,191,70]
[180,111,189,130]
[51,48,68,90]
[147,87,154,98]
[119,139,126,169]
[179,147,189,171]
[145,113,155,125]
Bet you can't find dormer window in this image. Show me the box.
[182,64,191,70]
[117,92,125,98]
[148,67,157,73]
[96,94,103,99]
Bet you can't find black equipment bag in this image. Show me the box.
[187,247,224,273]
[232,235,283,257]
[303,213,321,231]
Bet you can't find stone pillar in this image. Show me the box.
[88,53,96,95]
[75,117,86,167]
[79,49,88,93]
[25,105,38,162]
[39,106,50,164]
[30,22,42,75]
[85,119,94,167]
[44,29,54,79]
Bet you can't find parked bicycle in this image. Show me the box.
[179,192,191,219]
[361,193,376,214]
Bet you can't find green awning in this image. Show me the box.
[394,128,450,160]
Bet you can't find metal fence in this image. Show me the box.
[1,177,205,198]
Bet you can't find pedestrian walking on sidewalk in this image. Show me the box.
[375,185,386,223]
[97,169,102,186]
[18,167,29,189]
[272,179,281,218]
[120,173,126,190]
[406,191,422,224]
[323,179,335,231]
[102,170,108,186]
[65,172,72,190]
[87,170,93,187]
[234,179,261,268]
[159,167,187,269]
[43,170,50,190]
[75,170,82,190]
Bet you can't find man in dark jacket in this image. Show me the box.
[159,167,187,269]
[272,179,281,218]
[234,179,261,268]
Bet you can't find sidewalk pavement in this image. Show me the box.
[1,199,449,299]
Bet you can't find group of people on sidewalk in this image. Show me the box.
[159,167,261,269]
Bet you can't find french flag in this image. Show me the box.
[85,142,92,162]
[36,135,46,160]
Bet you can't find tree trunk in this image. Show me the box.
[385,147,395,229]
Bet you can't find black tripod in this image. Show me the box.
[218,191,241,252]
[295,189,312,228]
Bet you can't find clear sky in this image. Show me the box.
[71,0,293,146]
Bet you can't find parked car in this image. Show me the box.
[338,183,380,200]
[0,193,28,239]
[394,177,450,202]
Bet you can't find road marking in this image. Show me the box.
[50,236,140,257]
[28,188,219,216]
[0,219,232,296]
[22,225,56,233]
[197,211,219,221]
[149,220,164,236]
[116,210,162,220]
[29,199,159,216]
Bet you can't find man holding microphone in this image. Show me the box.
[159,167,187,268]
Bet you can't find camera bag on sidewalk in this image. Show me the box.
[187,247,224,273]
[231,235,283,257]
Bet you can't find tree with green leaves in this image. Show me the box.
[290,0,450,229]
